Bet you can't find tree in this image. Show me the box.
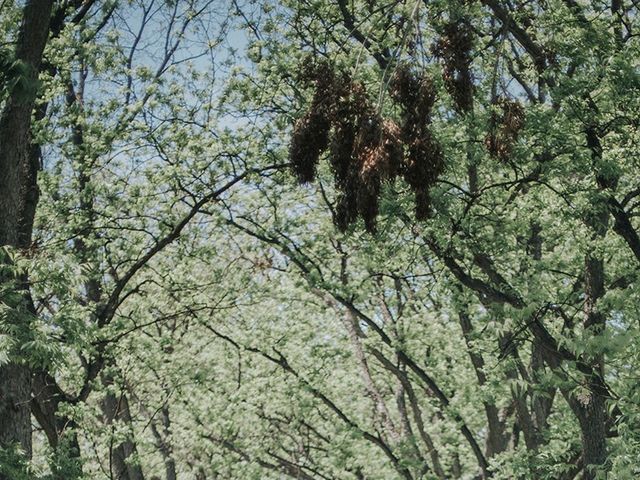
[217,0,640,478]
[0,0,54,470]
[2,0,282,477]
[2,1,640,479]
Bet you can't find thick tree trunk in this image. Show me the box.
[0,364,32,458]
[0,2,51,243]
[575,395,607,480]
[0,0,53,467]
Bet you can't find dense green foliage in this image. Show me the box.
[1,1,640,479]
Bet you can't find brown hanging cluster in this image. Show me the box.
[328,79,361,231]
[390,65,444,220]
[484,98,525,161]
[289,61,443,232]
[433,21,474,114]
[289,61,337,183]
[353,115,404,231]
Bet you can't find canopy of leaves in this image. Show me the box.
[1,1,640,480]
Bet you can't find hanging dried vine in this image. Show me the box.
[289,61,444,231]
[484,98,525,161]
[390,64,444,220]
[433,20,474,114]
[289,61,337,183]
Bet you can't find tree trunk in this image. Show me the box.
[575,395,607,480]
[102,374,145,480]
[577,252,608,479]
[150,406,177,480]
[30,370,83,479]
[580,125,610,478]
[458,311,510,457]
[0,0,53,468]
[0,364,32,458]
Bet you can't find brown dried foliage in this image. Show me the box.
[485,99,525,161]
[330,81,367,186]
[350,116,404,232]
[354,116,403,185]
[414,188,432,221]
[289,61,446,231]
[391,65,445,220]
[290,110,331,183]
[290,60,338,184]
[390,64,437,122]
[433,22,474,114]
[404,133,444,220]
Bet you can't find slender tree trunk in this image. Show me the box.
[576,252,607,479]
[30,370,83,479]
[458,310,510,457]
[343,309,398,442]
[577,127,610,479]
[102,374,145,480]
[0,0,53,468]
[150,405,177,480]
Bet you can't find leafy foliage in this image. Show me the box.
[1,1,640,479]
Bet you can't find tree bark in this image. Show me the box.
[150,406,177,480]
[575,252,607,479]
[574,395,607,480]
[458,311,510,457]
[102,374,145,480]
[0,0,53,467]
[577,126,610,479]
[30,370,83,479]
